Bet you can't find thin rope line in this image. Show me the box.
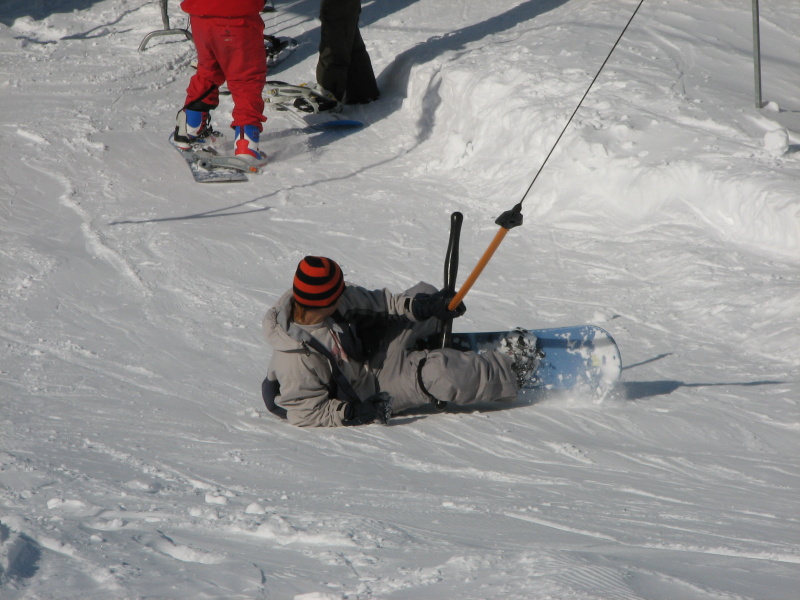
[519,0,646,206]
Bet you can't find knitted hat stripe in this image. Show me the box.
[294,280,344,306]
[294,276,341,295]
[294,258,341,291]
[298,262,332,278]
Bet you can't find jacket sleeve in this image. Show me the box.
[268,350,350,427]
[338,285,420,321]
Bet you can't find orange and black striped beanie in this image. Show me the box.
[293,256,345,308]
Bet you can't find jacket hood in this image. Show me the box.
[263,289,314,353]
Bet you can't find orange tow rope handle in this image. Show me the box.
[447,204,524,312]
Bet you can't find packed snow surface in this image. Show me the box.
[1,1,799,598]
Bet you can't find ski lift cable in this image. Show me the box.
[448,0,646,312]
[519,0,646,208]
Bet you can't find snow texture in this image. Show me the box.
[1,1,799,599]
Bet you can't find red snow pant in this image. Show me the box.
[184,14,267,131]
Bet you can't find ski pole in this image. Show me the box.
[447,204,523,312]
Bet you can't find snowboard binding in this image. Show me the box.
[500,329,545,389]
[264,81,341,114]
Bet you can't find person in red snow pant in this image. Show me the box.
[174,1,267,162]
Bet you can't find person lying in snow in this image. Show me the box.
[261,256,536,427]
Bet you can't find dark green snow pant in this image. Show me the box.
[316,0,380,104]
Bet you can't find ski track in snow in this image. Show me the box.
[1,0,799,599]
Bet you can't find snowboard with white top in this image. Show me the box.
[451,325,621,396]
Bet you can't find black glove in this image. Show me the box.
[343,392,392,426]
[411,290,466,321]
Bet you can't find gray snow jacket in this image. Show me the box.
[262,285,420,427]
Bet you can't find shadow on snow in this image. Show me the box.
[0,0,106,26]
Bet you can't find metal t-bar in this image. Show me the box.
[447,205,523,311]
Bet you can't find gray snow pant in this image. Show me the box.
[373,283,518,414]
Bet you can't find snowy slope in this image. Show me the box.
[1,0,799,599]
